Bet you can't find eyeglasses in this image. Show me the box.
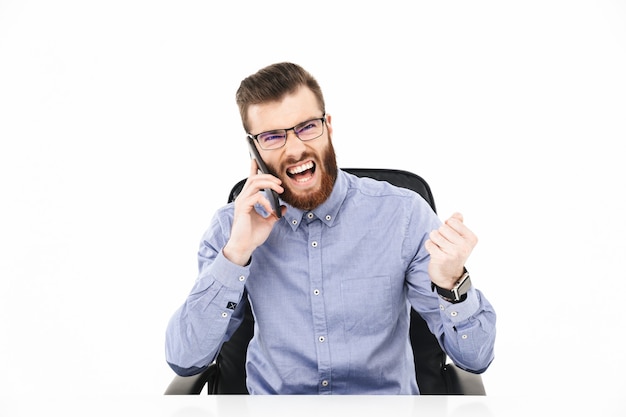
[248,115,326,150]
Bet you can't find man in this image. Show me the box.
[165,62,496,394]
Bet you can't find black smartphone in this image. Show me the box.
[247,137,282,218]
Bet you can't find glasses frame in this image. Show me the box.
[247,114,326,150]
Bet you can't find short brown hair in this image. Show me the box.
[236,62,326,133]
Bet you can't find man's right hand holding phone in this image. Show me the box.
[223,159,285,266]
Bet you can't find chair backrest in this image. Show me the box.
[213,168,452,394]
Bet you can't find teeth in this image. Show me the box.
[288,161,314,175]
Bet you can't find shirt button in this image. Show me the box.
[221,312,228,318]
[307,213,314,219]
[439,305,445,310]
[311,241,318,248]
[318,336,325,343]
[292,219,298,225]
[450,311,458,317]
[321,380,329,387]
[325,215,331,221]
[239,275,245,282]
[461,334,468,339]
[313,289,320,295]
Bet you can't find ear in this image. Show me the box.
[325,113,333,135]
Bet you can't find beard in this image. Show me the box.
[269,139,338,211]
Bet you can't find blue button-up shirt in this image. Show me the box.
[166,170,496,394]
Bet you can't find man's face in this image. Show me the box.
[247,86,338,211]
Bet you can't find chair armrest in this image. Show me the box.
[164,364,216,395]
[442,363,486,395]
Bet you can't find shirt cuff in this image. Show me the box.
[437,287,480,323]
[210,249,250,290]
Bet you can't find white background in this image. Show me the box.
[1,0,625,405]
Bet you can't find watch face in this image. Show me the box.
[457,275,471,295]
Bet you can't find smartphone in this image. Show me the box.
[247,137,282,218]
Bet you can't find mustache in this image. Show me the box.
[281,152,315,169]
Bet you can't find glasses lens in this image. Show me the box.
[295,119,324,141]
[257,130,287,149]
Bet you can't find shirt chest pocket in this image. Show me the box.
[340,275,393,336]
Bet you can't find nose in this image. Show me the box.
[283,129,307,157]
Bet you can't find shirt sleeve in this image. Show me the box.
[404,195,497,374]
[165,208,250,376]
[432,286,496,373]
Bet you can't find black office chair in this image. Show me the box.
[165,168,486,395]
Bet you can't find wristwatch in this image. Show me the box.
[431,270,471,303]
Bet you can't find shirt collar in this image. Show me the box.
[283,169,349,231]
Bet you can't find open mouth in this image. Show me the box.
[286,161,316,184]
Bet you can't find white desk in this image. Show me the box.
[1,395,623,417]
